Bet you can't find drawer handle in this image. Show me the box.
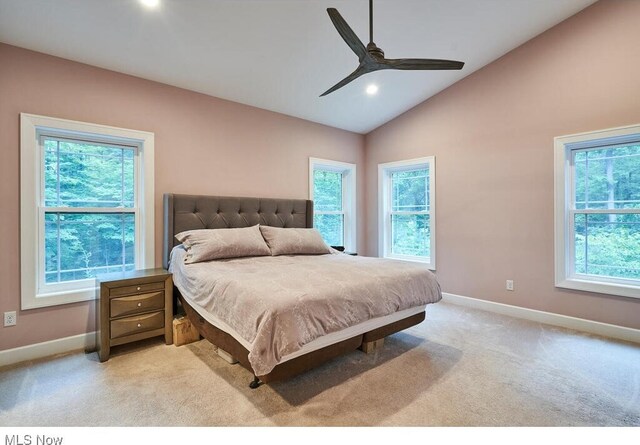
[137,302,142,307]
[136,286,141,291]
[137,323,142,328]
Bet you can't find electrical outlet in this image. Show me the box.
[506,280,514,291]
[4,311,17,327]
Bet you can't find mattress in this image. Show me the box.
[170,247,441,376]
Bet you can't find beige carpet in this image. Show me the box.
[1,301,638,426]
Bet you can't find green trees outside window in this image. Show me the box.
[573,145,640,280]
[390,168,430,257]
[313,169,344,246]
[43,138,137,283]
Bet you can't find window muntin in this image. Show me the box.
[314,213,344,247]
[391,214,431,257]
[392,169,428,212]
[313,169,344,246]
[570,145,640,282]
[555,124,640,299]
[309,158,356,251]
[44,212,136,284]
[39,135,139,295]
[21,113,154,309]
[574,146,640,210]
[44,137,136,208]
[314,169,343,212]
[379,157,435,268]
[390,168,430,257]
[573,213,640,280]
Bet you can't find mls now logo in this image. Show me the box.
[5,436,63,445]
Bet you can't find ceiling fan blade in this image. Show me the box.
[327,8,368,62]
[320,65,372,97]
[383,58,465,71]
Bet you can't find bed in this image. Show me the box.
[163,193,441,387]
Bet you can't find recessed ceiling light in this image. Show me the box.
[366,84,379,95]
[140,0,160,8]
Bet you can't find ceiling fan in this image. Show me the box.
[321,0,465,97]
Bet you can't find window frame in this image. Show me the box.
[308,157,357,252]
[554,123,640,299]
[20,113,155,309]
[378,156,436,269]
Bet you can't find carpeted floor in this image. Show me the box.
[1,301,638,426]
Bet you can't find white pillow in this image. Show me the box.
[175,225,271,264]
[259,226,331,256]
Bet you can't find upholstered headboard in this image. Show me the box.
[162,193,314,269]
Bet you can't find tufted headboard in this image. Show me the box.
[162,193,314,269]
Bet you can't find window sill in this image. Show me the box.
[556,278,640,300]
[383,254,435,271]
[23,287,97,310]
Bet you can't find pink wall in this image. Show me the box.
[0,43,365,350]
[2,0,639,352]
[365,0,640,329]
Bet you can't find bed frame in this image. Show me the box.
[163,193,426,387]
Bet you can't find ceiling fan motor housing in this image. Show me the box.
[366,42,385,59]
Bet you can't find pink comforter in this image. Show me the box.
[170,248,441,376]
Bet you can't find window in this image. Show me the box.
[20,114,155,309]
[309,158,356,251]
[554,124,640,299]
[378,157,435,268]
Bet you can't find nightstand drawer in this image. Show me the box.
[110,310,165,339]
[109,281,165,297]
[110,291,165,318]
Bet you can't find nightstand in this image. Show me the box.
[331,246,357,256]
[96,268,173,362]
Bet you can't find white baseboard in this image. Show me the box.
[442,292,640,344]
[2,294,637,368]
[0,331,96,368]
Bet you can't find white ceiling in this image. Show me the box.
[0,0,597,134]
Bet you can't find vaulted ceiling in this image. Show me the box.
[0,0,597,133]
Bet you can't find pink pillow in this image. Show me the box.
[175,225,271,263]
[259,226,331,256]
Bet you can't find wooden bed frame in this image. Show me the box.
[163,193,426,387]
